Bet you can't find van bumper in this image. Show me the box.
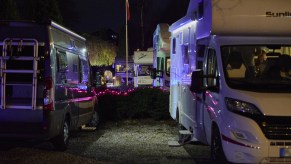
[0,109,64,141]
[222,135,291,163]
[220,114,291,163]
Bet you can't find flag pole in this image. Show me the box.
[125,0,129,86]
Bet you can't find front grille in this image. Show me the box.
[255,116,291,140]
[261,157,291,163]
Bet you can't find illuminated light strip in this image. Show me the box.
[222,134,260,149]
[51,21,86,41]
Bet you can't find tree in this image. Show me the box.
[85,34,117,67]
[58,0,79,28]
[0,0,19,20]
[30,0,63,24]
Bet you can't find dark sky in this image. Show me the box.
[68,0,125,33]
[68,0,189,33]
[63,0,190,53]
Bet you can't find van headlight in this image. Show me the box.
[225,97,263,117]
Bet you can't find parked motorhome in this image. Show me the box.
[114,57,134,85]
[152,23,171,90]
[168,0,291,163]
[0,21,99,151]
[133,48,153,87]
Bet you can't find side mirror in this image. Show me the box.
[190,69,204,93]
[150,68,157,79]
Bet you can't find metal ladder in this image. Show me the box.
[0,38,43,110]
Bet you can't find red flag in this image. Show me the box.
[126,0,130,21]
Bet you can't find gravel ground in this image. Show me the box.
[0,119,211,164]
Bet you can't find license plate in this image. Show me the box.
[280,148,291,157]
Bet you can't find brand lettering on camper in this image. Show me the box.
[266,11,291,18]
[138,53,147,60]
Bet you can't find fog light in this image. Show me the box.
[232,131,247,140]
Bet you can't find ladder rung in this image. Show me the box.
[6,83,32,86]
[3,70,39,73]
[5,105,42,110]
[0,42,45,46]
[5,105,32,110]
[0,56,40,61]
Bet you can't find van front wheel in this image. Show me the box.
[52,118,70,151]
[211,125,228,164]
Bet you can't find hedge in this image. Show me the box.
[95,86,170,122]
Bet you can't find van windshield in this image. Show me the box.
[221,45,291,92]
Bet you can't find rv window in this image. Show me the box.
[206,48,218,89]
[182,44,190,74]
[179,32,183,44]
[138,65,152,76]
[166,57,170,76]
[221,45,291,92]
[157,57,161,70]
[161,57,164,72]
[197,45,206,58]
[196,44,206,69]
[172,38,176,54]
[153,35,158,50]
[66,52,79,84]
[57,51,68,72]
[116,64,125,72]
[56,50,68,84]
[80,58,89,83]
[198,1,204,19]
[156,35,159,50]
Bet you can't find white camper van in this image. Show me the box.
[133,48,153,87]
[152,23,171,90]
[0,21,98,151]
[169,0,291,163]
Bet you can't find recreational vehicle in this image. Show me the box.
[0,21,98,150]
[133,48,153,87]
[169,0,291,163]
[152,23,171,90]
[114,57,134,85]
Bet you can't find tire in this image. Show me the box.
[52,117,70,151]
[87,110,100,129]
[211,125,228,164]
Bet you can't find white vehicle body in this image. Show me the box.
[133,48,153,87]
[153,23,171,90]
[169,0,291,163]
